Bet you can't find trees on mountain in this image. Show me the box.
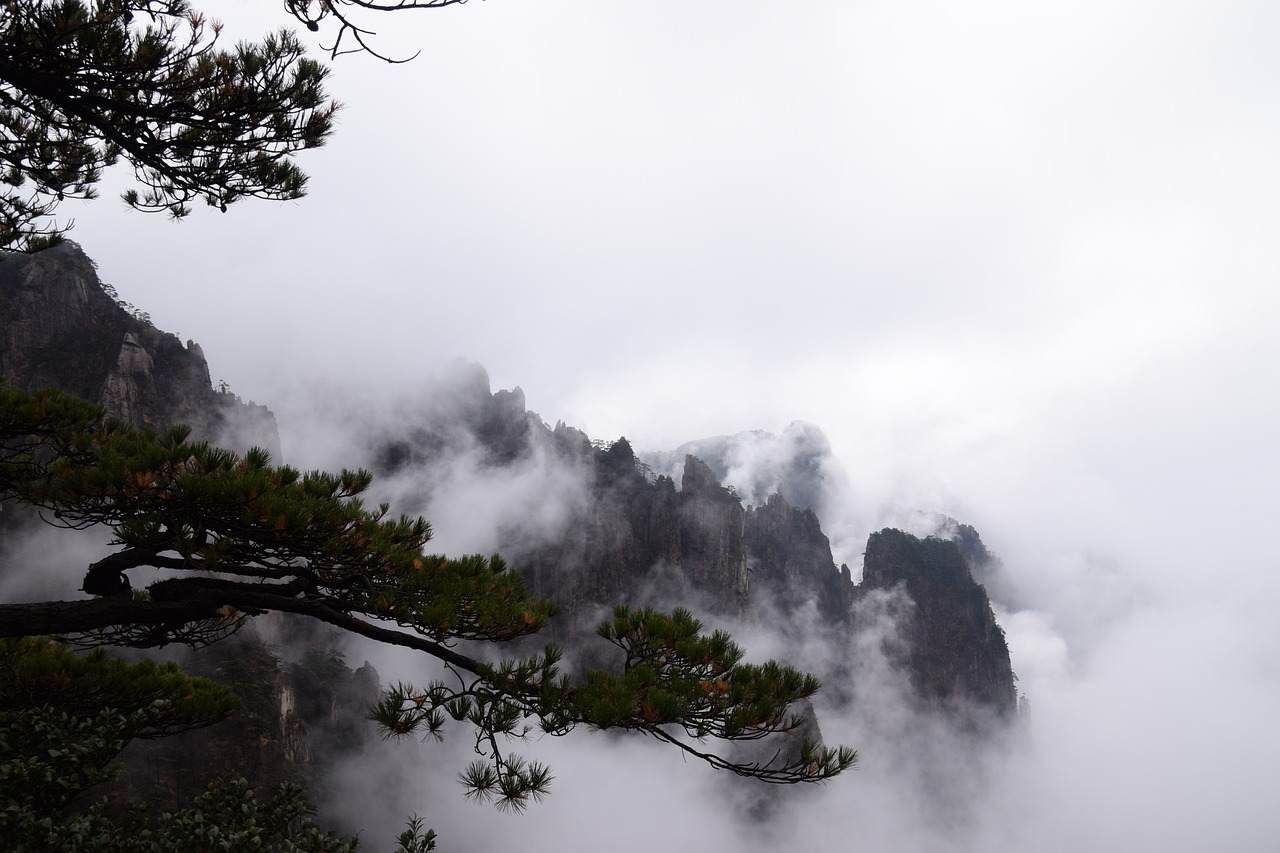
[0,383,856,814]
[0,635,437,850]
[1,0,858,840]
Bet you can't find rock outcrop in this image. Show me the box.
[644,421,845,514]
[862,528,1017,717]
[3,242,1019,762]
[745,492,853,624]
[0,242,278,454]
[678,455,751,614]
[355,365,1018,721]
[112,628,382,819]
[514,443,752,648]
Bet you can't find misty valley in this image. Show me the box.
[3,243,1027,849]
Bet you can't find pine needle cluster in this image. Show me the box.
[0,0,338,251]
[1,382,855,820]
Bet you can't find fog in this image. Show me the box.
[216,377,1275,853]
[21,0,1280,849]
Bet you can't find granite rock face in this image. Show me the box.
[1,241,1023,832]
[861,528,1018,717]
[678,455,750,615]
[745,492,852,624]
[3,242,1018,729]
[644,421,844,514]
[357,365,1018,721]
[110,628,383,825]
[0,245,327,815]
[0,242,278,454]
[514,445,752,643]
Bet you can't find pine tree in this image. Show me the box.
[0,636,386,851]
[0,0,338,251]
[0,383,857,813]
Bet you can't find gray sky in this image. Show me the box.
[55,0,1280,847]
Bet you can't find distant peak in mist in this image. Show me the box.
[640,421,850,519]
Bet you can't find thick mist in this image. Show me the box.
[13,0,1279,847]
[4,363,1274,851]
[248,373,1280,853]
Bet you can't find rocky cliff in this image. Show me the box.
[359,364,1019,721]
[520,446,754,640]
[0,243,363,817]
[746,492,853,624]
[110,627,383,823]
[862,528,1017,716]
[3,243,1020,797]
[644,421,843,515]
[0,242,278,455]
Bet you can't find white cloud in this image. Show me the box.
[31,0,1280,847]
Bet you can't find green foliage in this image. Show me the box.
[579,606,856,779]
[0,638,353,851]
[0,382,114,480]
[393,816,436,853]
[0,0,338,251]
[1,707,143,820]
[0,382,556,649]
[300,648,349,684]
[1,715,359,852]
[371,607,856,809]
[0,639,386,850]
[0,637,237,843]
[1,382,855,820]
[585,605,816,735]
[0,636,238,738]
[122,779,359,853]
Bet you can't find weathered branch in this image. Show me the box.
[0,384,858,792]
[0,581,487,675]
[0,596,228,639]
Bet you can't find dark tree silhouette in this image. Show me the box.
[0,383,856,810]
[0,0,337,251]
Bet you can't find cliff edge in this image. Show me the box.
[0,242,278,454]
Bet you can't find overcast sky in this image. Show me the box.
[55,0,1280,847]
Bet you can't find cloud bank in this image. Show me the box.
[17,0,1278,847]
